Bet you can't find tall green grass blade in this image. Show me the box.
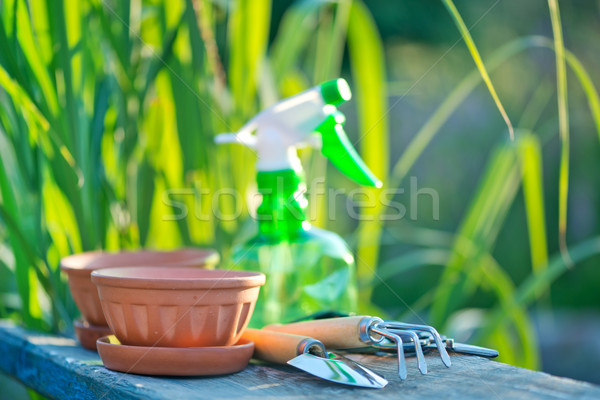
[310,1,351,229]
[518,80,554,131]
[269,1,320,86]
[184,0,239,240]
[346,0,389,307]
[14,0,59,117]
[141,15,182,104]
[375,243,537,367]
[390,37,538,189]
[563,51,600,141]
[0,145,34,327]
[92,3,133,92]
[188,0,227,95]
[312,1,350,82]
[376,248,451,282]
[419,249,539,368]
[478,252,539,369]
[228,0,271,116]
[547,0,571,266]
[0,65,49,131]
[381,225,455,249]
[147,173,185,250]
[1,123,71,331]
[48,0,96,248]
[441,0,514,139]
[430,140,521,327]
[41,168,83,256]
[326,1,350,78]
[312,7,333,83]
[0,17,27,92]
[0,196,50,329]
[63,0,82,92]
[478,236,600,342]
[390,35,600,190]
[226,0,271,228]
[530,36,600,141]
[518,133,549,301]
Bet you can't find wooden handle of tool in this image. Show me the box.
[264,316,371,349]
[241,328,316,365]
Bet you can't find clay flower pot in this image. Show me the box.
[91,267,265,348]
[61,249,219,326]
[74,319,113,351]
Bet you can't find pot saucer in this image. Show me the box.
[96,335,254,376]
[74,319,112,351]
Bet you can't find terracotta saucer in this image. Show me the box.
[74,319,113,351]
[96,335,255,376]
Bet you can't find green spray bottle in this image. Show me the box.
[216,79,381,327]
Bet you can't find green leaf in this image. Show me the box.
[14,0,59,116]
[477,253,539,369]
[0,65,49,131]
[441,0,514,139]
[390,37,539,189]
[478,236,600,343]
[0,139,33,327]
[346,0,389,307]
[313,1,350,82]
[376,249,451,282]
[270,1,321,85]
[374,244,538,368]
[518,134,548,293]
[41,166,82,257]
[547,0,571,266]
[430,140,522,327]
[389,35,600,191]
[228,0,271,117]
[563,50,600,141]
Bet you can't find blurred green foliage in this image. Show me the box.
[0,0,599,373]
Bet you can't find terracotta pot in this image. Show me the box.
[61,249,219,326]
[74,319,113,351]
[91,267,265,348]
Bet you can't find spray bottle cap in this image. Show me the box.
[321,79,352,106]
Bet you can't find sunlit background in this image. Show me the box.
[1,0,599,396]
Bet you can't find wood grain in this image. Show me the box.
[1,321,599,400]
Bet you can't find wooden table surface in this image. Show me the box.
[1,320,599,400]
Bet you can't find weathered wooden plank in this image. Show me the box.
[0,320,599,400]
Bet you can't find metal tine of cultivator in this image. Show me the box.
[370,325,408,380]
[383,322,451,367]
[392,329,428,374]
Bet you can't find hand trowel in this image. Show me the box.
[241,328,387,388]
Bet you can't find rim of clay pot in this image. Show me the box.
[91,267,265,289]
[60,249,220,276]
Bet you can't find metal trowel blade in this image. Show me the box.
[288,353,388,388]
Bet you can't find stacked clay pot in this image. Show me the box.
[91,266,265,375]
[61,249,219,350]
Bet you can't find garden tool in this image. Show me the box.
[265,316,451,380]
[297,312,498,358]
[375,332,498,358]
[379,320,452,367]
[241,328,388,388]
